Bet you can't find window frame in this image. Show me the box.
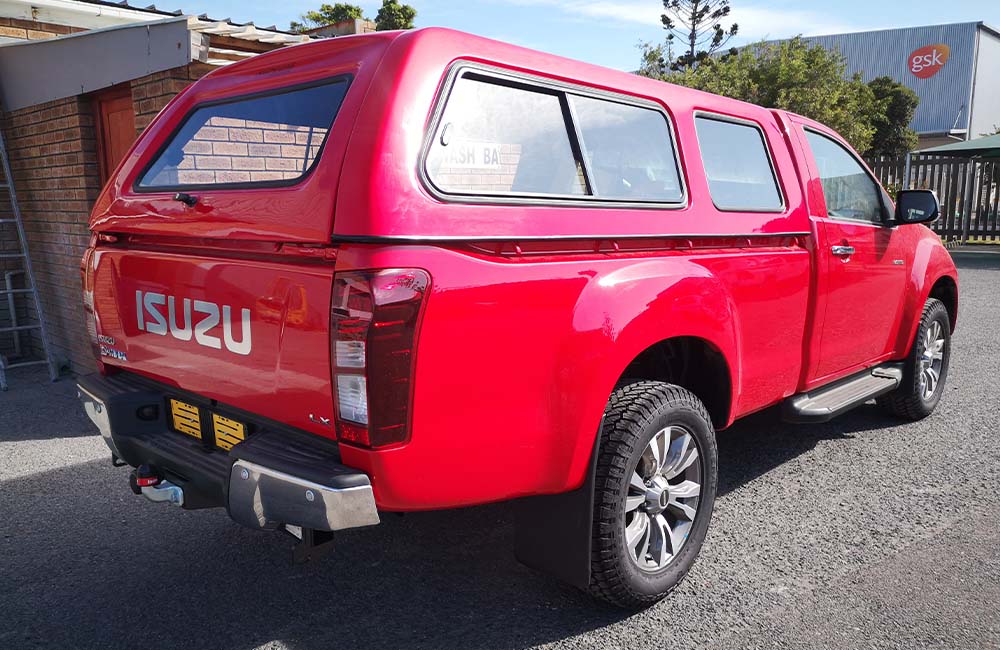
[802,127,890,226]
[692,111,786,214]
[132,74,354,194]
[418,62,688,209]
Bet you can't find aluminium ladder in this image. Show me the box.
[0,124,58,390]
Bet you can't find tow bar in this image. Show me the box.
[129,464,184,507]
[283,524,337,564]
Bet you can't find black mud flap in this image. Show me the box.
[513,420,601,590]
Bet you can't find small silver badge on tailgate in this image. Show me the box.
[135,290,252,355]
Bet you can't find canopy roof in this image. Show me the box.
[918,134,1000,159]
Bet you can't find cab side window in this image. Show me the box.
[804,130,882,223]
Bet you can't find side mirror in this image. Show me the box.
[894,189,940,224]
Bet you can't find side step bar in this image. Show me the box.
[782,363,904,423]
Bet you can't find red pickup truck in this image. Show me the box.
[78,28,958,607]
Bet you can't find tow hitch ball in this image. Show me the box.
[129,464,185,507]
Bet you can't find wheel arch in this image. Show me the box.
[551,259,742,498]
[516,260,740,593]
[615,336,733,430]
[894,236,959,355]
[928,274,958,332]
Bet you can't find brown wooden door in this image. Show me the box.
[94,85,136,184]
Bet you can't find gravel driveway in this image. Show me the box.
[2,255,998,650]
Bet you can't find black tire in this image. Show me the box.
[588,381,718,608]
[878,298,951,420]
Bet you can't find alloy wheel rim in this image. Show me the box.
[919,320,946,402]
[624,425,702,572]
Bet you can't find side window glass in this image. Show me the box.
[570,95,683,202]
[695,116,783,211]
[804,130,882,222]
[425,75,586,197]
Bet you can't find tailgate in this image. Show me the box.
[89,246,337,439]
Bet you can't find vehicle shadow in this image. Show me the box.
[716,403,904,497]
[2,404,905,650]
[1,458,627,650]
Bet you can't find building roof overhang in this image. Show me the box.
[918,133,1000,159]
[0,17,195,111]
[0,5,314,111]
[0,0,310,44]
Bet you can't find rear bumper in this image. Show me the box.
[76,372,379,532]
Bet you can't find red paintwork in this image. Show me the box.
[84,28,958,511]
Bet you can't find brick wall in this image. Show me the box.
[0,15,86,363]
[0,17,87,41]
[430,143,522,193]
[428,142,590,195]
[0,197,36,361]
[153,116,327,186]
[131,63,214,134]
[0,63,213,374]
[2,96,101,371]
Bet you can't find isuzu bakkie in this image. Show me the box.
[78,28,958,607]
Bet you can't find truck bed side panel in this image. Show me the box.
[335,243,810,510]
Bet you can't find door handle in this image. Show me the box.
[831,245,855,256]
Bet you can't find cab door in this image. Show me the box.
[797,126,908,382]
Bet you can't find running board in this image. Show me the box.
[782,364,904,423]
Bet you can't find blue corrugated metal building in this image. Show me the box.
[778,22,1000,148]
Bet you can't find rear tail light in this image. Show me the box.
[80,244,104,371]
[330,268,430,448]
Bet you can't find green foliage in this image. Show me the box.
[290,3,364,32]
[866,76,919,156]
[648,38,881,153]
[637,40,672,79]
[661,0,738,70]
[375,0,417,30]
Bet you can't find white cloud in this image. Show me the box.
[492,0,869,41]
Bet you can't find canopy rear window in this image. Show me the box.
[136,78,350,191]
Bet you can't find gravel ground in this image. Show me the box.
[1,256,998,650]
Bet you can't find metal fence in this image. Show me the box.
[866,154,1000,242]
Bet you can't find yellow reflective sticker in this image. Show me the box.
[212,413,246,451]
[170,399,201,439]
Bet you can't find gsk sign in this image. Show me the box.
[909,44,950,79]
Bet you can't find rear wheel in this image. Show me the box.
[878,298,951,420]
[588,381,718,608]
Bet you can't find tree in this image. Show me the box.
[662,38,880,153]
[290,3,364,32]
[866,76,919,156]
[637,40,673,79]
[374,0,417,30]
[661,0,738,70]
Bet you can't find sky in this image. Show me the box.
[177,0,1000,71]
